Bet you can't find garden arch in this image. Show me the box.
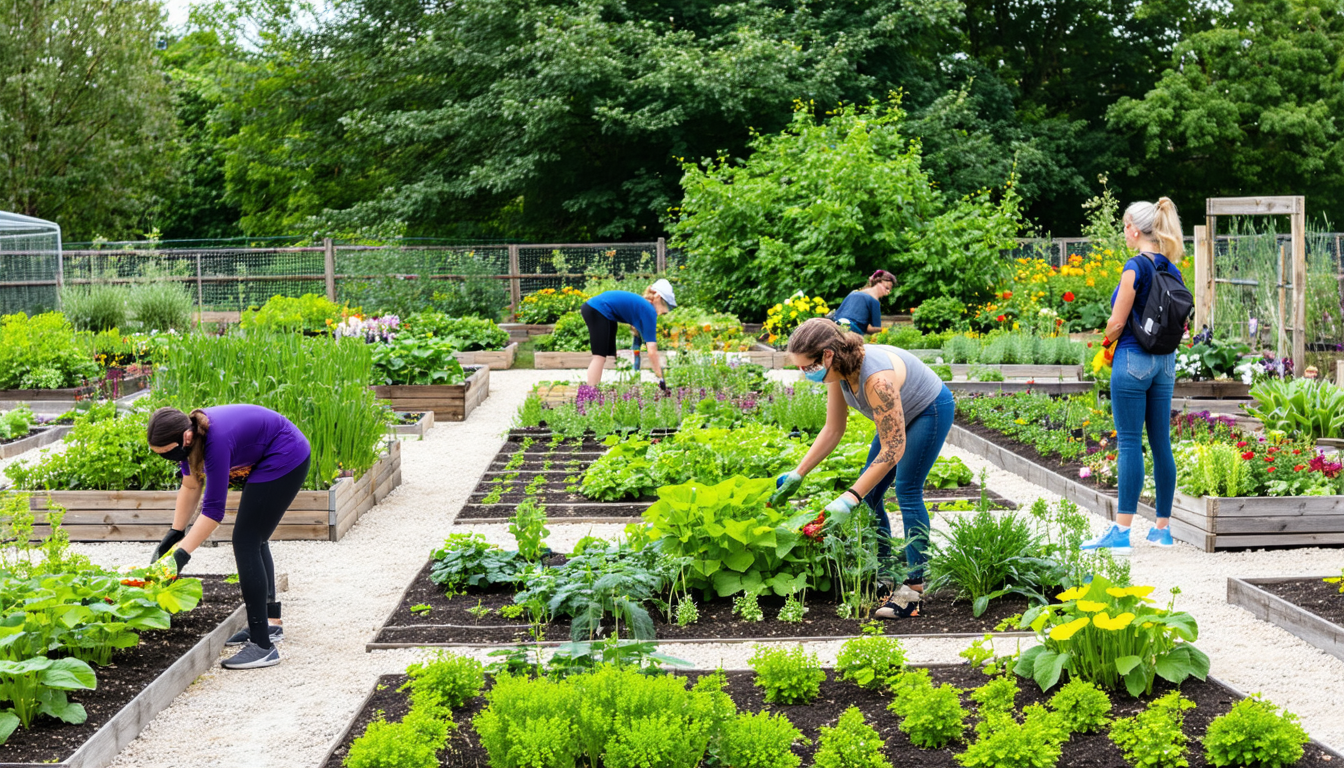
[1191,196,1306,367]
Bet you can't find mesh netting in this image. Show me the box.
[0,212,62,315]
[1210,229,1343,350]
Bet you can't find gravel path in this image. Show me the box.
[5,366,1336,765]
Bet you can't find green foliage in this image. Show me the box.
[926,456,974,489]
[931,364,954,381]
[343,709,450,768]
[970,676,1019,724]
[6,409,182,491]
[60,285,130,332]
[508,497,549,562]
[0,313,101,390]
[836,634,907,690]
[912,298,968,333]
[1108,692,1195,768]
[370,335,466,385]
[955,706,1065,768]
[429,533,522,592]
[734,590,765,623]
[748,644,825,705]
[403,312,509,351]
[1203,696,1309,768]
[813,706,891,768]
[400,652,485,713]
[513,540,669,641]
[535,311,633,353]
[0,405,36,441]
[675,599,700,627]
[926,508,1061,617]
[1175,338,1253,381]
[1246,378,1344,440]
[518,287,589,324]
[675,100,1022,318]
[777,593,806,623]
[720,711,804,768]
[1046,678,1111,734]
[128,282,194,332]
[241,294,346,333]
[889,676,967,749]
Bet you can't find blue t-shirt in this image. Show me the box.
[834,291,882,333]
[586,291,658,342]
[1111,252,1185,351]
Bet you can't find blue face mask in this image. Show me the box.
[803,365,828,383]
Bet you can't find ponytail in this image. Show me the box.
[1125,198,1185,261]
[186,409,211,482]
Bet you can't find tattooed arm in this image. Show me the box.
[844,368,907,503]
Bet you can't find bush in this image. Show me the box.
[890,679,966,749]
[403,312,509,351]
[942,335,980,364]
[241,294,345,333]
[343,710,451,768]
[401,652,485,713]
[1109,692,1195,768]
[956,706,1065,768]
[61,285,129,332]
[1203,696,1308,768]
[1047,678,1111,734]
[970,676,1018,724]
[0,312,101,389]
[518,286,589,324]
[748,644,826,705]
[836,634,907,690]
[813,707,890,768]
[913,297,967,333]
[720,711,804,768]
[129,281,194,331]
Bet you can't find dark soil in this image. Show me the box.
[373,561,1035,646]
[957,418,1120,499]
[0,577,241,764]
[321,667,1341,768]
[456,503,650,521]
[0,427,43,446]
[1260,578,1344,626]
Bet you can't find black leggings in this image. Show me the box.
[234,455,310,648]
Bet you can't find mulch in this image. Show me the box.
[320,667,1341,768]
[0,577,241,764]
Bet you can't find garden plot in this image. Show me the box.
[1227,576,1344,663]
[322,666,1344,768]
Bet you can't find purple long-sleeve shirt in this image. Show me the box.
[180,405,311,522]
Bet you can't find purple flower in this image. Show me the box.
[1248,317,1258,336]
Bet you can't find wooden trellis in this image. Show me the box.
[1192,196,1307,367]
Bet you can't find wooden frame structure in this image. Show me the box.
[1192,196,1307,366]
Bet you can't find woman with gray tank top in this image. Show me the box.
[769,318,954,619]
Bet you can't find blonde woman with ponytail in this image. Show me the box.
[1083,197,1188,554]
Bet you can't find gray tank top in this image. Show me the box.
[840,345,944,423]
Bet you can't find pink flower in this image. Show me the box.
[1079,467,1092,479]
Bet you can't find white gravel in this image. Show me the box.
[2,364,1336,766]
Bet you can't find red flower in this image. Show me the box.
[1264,455,1275,462]
[1292,449,1302,455]
[1236,441,1247,448]
[1063,292,1076,302]
[1003,291,1013,299]
[1267,467,1276,472]
[1056,318,1064,326]
[997,315,1006,323]
[1241,451,1255,460]
[1087,342,1093,348]
[1294,464,1306,472]
[120,579,147,588]
[1267,446,1278,453]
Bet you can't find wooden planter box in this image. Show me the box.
[0,425,71,460]
[1172,380,1252,398]
[534,351,611,369]
[389,410,434,439]
[373,366,490,421]
[453,342,518,370]
[499,322,554,343]
[945,381,1094,395]
[0,374,149,404]
[27,441,401,543]
[950,363,1081,379]
[1227,576,1344,663]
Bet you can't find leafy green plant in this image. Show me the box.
[402,312,509,351]
[926,508,1061,617]
[1246,378,1344,440]
[60,284,129,332]
[6,409,183,491]
[1109,692,1195,768]
[370,334,467,385]
[925,456,973,489]
[128,281,193,331]
[429,533,522,592]
[889,677,967,748]
[913,298,968,333]
[513,541,670,641]
[0,405,36,441]
[508,497,549,562]
[1047,678,1111,734]
[969,365,1006,382]
[970,675,1018,724]
[734,590,764,622]
[675,599,700,626]
[931,363,954,381]
[813,706,891,768]
[720,711,805,768]
[956,706,1065,768]
[777,593,806,623]
[400,651,484,712]
[517,286,589,324]
[343,709,451,768]
[0,312,101,389]
[1203,695,1308,768]
[836,633,907,690]
[748,644,825,705]
[241,293,346,333]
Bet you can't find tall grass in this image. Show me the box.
[154,332,388,489]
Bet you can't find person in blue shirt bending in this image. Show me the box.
[833,270,895,335]
[580,279,676,388]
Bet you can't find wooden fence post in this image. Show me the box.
[656,237,666,273]
[1291,200,1307,370]
[195,252,205,329]
[1193,225,1214,332]
[323,238,336,302]
[508,244,522,311]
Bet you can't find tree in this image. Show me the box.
[0,0,177,240]
[671,100,1022,319]
[1108,0,1344,224]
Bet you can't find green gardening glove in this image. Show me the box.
[768,471,803,508]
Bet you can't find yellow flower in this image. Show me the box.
[1105,586,1156,600]
[1056,585,1090,602]
[1076,600,1109,613]
[1049,617,1090,641]
[790,310,798,318]
[1093,612,1136,631]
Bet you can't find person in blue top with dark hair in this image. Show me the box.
[580,279,675,388]
[833,270,895,335]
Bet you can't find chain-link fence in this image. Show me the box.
[0,211,62,315]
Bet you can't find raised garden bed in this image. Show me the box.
[948,363,1082,379]
[0,424,72,460]
[499,322,554,343]
[534,351,611,369]
[27,440,401,542]
[367,559,1037,650]
[321,666,1344,768]
[1172,380,1254,399]
[0,575,259,768]
[945,381,1093,395]
[372,365,489,421]
[0,374,150,405]
[453,342,518,370]
[1227,576,1344,663]
[389,410,434,439]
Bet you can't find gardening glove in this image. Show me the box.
[825,491,859,516]
[152,528,186,563]
[767,471,803,508]
[170,548,191,576]
[657,377,669,393]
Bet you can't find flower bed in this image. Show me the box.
[1227,576,1344,663]
[373,365,489,421]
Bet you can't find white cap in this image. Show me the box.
[650,278,676,308]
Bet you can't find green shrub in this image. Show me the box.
[930,364,953,381]
[890,680,966,749]
[956,706,1064,768]
[403,312,509,351]
[1109,692,1195,768]
[129,281,194,331]
[720,711,804,768]
[926,508,1057,617]
[813,706,890,768]
[836,634,907,690]
[241,293,344,333]
[748,644,825,705]
[534,310,633,352]
[1203,696,1308,768]
[605,713,708,768]
[942,335,980,364]
[400,651,485,712]
[474,674,582,768]
[343,709,451,768]
[913,297,968,333]
[60,285,129,332]
[0,312,101,389]
[970,676,1018,724]
[1047,678,1111,734]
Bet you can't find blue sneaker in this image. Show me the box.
[1080,525,1131,556]
[1146,527,1175,548]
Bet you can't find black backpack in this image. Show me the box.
[1130,254,1194,355]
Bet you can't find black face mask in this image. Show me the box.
[157,437,191,463]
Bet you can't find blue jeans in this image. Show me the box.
[1110,345,1176,518]
[861,385,954,582]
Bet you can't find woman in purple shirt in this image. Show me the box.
[147,404,311,670]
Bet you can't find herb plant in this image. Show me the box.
[1203,696,1308,768]
[508,498,549,562]
[836,633,907,690]
[1047,678,1111,734]
[813,707,891,768]
[777,593,806,623]
[399,652,484,712]
[970,675,1019,724]
[889,678,966,749]
[956,707,1066,768]
[734,590,764,622]
[926,507,1061,617]
[748,644,825,705]
[1109,692,1195,768]
[719,711,805,768]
